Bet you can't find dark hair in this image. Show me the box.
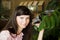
[3,6,33,40]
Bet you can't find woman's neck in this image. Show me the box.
[17,27,23,35]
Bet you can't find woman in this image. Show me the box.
[0,6,33,40]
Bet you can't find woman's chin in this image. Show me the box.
[22,26,26,28]
[22,26,27,29]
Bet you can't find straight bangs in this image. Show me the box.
[15,6,31,16]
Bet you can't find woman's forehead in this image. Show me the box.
[17,15,30,17]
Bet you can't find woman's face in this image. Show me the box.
[16,15,30,29]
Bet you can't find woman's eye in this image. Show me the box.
[20,17,24,19]
[27,17,30,19]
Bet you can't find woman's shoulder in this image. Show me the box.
[0,30,10,36]
[0,30,10,34]
[0,30,10,40]
[0,30,9,32]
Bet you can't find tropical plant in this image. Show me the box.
[33,0,60,40]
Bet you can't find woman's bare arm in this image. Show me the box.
[38,29,44,40]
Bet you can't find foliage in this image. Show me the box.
[43,8,60,40]
[33,0,60,40]
[0,0,10,19]
[45,0,57,10]
[0,0,10,31]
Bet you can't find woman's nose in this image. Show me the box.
[23,19,26,24]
